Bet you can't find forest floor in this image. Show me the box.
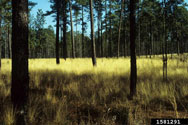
[0,54,188,124]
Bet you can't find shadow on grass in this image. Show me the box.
[0,69,188,124]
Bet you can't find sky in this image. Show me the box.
[30,0,188,33]
[30,0,56,29]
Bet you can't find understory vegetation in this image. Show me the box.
[0,56,188,124]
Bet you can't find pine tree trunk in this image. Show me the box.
[76,17,78,57]
[63,1,67,60]
[56,3,60,64]
[101,19,103,57]
[171,28,173,59]
[105,0,108,57]
[124,25,126,57]
[7,24,12,58]
[109,0,112,57]
[69,0,75,58]
[89,0,97,66]
[150,20,152,58]
[117,0,124,58]
[0,17,2,69]
[11,0,29,124]
[124,0,127,57]
[97,10,100,57]
[130,0,137,99]
[177,30,180,55]
[8,25,12,59]
[60,27,63,57]
[138,0,141,57]
[163,0,167,81]
[5,30,7,58]
[81,5,84,57]
[152,33,155,57]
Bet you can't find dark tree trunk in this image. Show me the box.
[138,0,141,57]
[149,20,152,58]
[69,0,75,58]
[177,27,180,55]
[7,24,12,58]
[4,29,7,58]
[89,0,97,66]
[101,19,103,57]
[180,23,184,54]
[60,26,63,57]
[81,5,84,57]
[124,0,127,57]
[0,17,2,69]
[109,0,112,57]
[75,16,78,57]
[152,33,155,57]
[138,22,141,57]
[129,0,137,99]
[62,1,67,60]
[146,24,148,58]
[11,0,29,124]
[56,2,60,64]
[163,0,167,81]
[105,0,108,57]
[124,26,127,57]
[117,0,124,58]
[97,9,100,57]
[171,27,173,59]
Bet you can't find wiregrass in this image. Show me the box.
[0,56,188,124]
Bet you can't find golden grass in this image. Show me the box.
[0,55,188,124]
[3,106,15,125]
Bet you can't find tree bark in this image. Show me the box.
[105,0,108,57]
[89,0,97,66]
[149,20,152,58]
[117,0,124,58]
[130,0,137,99]
[60,26,63,57]
[7,24,12,58]
[101,19,103,57]
[163,0,167,81]
[138,0,141,57]
[69,0,75,58]
[0,17,2,69]
[62,1,67,60]
[81,5,84,57]
[124,0,127,57]
[5,28,7,58]
[138,22,141,57]
[56,2,60,64]
[109,0,112,57]
[11,0,29,124]
[97,8,100,57]
[177,26,180,55]
[75,16,78,57]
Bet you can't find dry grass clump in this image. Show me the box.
[0,55,188,124]
[3,106,15,125]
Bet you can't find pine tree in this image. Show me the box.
[117,0,124,58]
[130,0,137,99]
[11,0,29,124]
[62,0,68,60]
[89,0,97,66]
[69,0,75,58]
[46,0,61,63]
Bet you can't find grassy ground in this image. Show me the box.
[0,55,188,124]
